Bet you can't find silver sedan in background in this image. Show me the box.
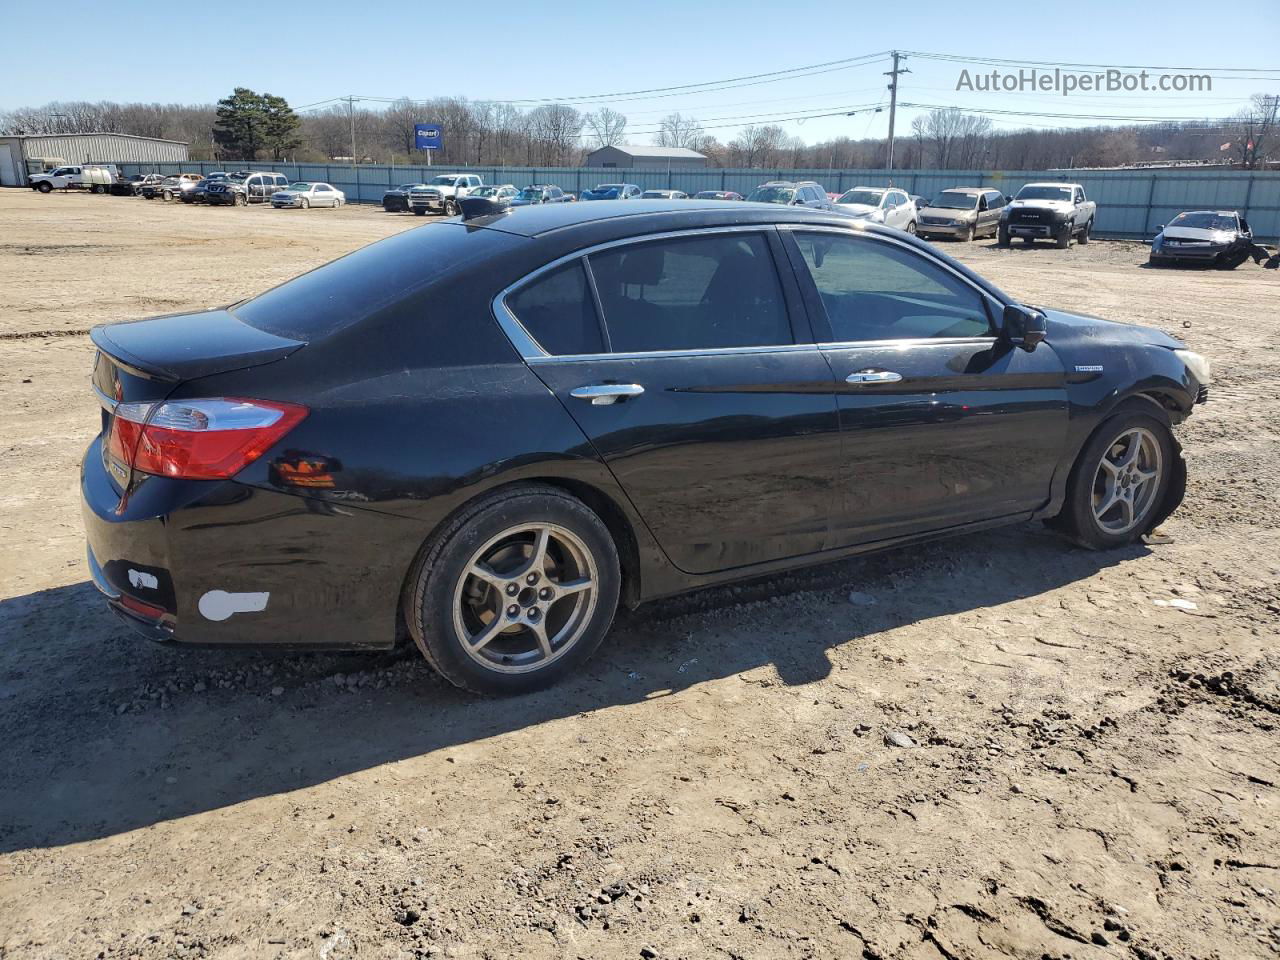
[271,182,346,209]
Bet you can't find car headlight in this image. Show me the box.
[1174,349,1211,384]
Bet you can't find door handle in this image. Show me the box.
[845,370,903,384]
[569,383,645,405]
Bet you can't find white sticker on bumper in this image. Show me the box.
[128,569,159,590]
[199,590,270,622]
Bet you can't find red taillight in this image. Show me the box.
[108,398,308,480]
[120,593,167,621]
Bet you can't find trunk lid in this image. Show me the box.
[90,309,304,383]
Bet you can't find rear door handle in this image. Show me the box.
[845,370,903,384]
[569,383,645,405]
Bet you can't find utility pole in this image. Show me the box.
[346,96,357,174]
[884,51,910,174]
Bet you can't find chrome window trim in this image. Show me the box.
[93,383,118,412]
[492,224,789,362]
[490,222,1007,364]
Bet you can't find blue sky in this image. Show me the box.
[2,0,1275,145]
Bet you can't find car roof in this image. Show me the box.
[458,198,873,239]
[1175,209,1238,216]
[937,187,984,195]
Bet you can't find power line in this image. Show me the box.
[903,50,1280,76]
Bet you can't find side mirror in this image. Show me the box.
[1155,224,1164,232]
[1003,304,1047,352]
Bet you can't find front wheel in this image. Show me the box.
[403,486,621,695]
[37,181,53,193]
[443,198,459,216]
[965,224,976,242]
[905,220,917,235]
[1055,223,1072,249]
[413,208,426,216]
[300,197,309,209]
[997,226,1010,247]
[1053,411,1174,549]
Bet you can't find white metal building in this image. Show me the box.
[585,145,708,170]
[0,133,190,186]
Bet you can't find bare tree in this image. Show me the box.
[910,108,992,169]
[656,113,705,149]
[584,108,627,148]
[1231,94,1280,169]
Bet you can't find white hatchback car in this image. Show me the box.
[271,182,346,209]
[834,186,917,233]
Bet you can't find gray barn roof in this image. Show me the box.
[598,145,707,159]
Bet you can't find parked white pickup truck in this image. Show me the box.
[29,163,121,194]
[998,182,1096,248]
[408,173,484,216]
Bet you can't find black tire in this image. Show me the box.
[403,485,621,695]
[300,197,309,209]
[997,226,1010,247]
[37,181,53,193]
[413,208,426,216]
[444,198,459,217]
[1051,407,1175,550]
[1079,219,1092,244]
[236,192,248,206]
[905,220,917,235]
[162,190,173,202]
[965,223,976,242]
[91,184,103,194]
[1055,223,1072,249]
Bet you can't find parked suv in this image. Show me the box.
[511,184,569,206]
[917,188,1006,241]
[206,171,290,206]
[746,181,834,210]
[580,183,642,201]
[409,174,484,216]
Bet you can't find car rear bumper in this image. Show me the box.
[81,438,420,650]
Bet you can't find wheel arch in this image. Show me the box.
[392,474,645,646]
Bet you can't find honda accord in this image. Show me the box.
[83,198,1210,694]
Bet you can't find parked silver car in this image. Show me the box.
[270,182,346,208]
[641,189,688,199]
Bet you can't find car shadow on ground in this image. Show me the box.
[0,525,1144,854]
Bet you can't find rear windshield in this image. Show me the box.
[233,224,505,341]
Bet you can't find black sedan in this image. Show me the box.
[82,199,1210,694]
[1149,210,1265,269]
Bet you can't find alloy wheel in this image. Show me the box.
[452,523,599,674]
[1091,427,1163,535]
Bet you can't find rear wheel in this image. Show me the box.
[1053,410,1174,549]
[1079,218,1092,244]
[403,486,621,695]
[91,184,104,194]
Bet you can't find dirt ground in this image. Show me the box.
[1,189,1278,960]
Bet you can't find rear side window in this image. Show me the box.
[589,232,791,353]
[506,262,604,356]
[793,232,991,342]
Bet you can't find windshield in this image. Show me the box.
[289,182,312,191]
[641,191,669,198]
[1016,186,1072,201]
[593,184,624,192]
[837,190,883,206]
[518,188,544,199]
[430,175,459,186]
[396,183,418,191]
[1168,212,1237,231]
[931,191,979,210]
[748,186,795,204]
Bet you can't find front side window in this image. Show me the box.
[792,233,992,343]
[506,261,604,357]
[589,233,791,353]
